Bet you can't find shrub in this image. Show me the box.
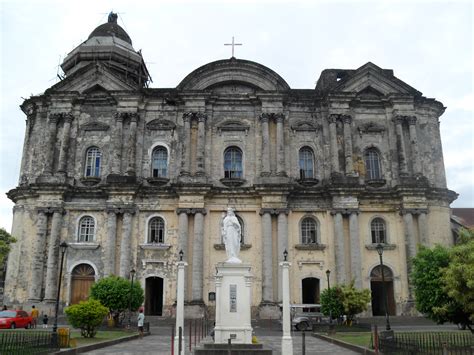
[64,299,109,338]
[321,287,344,320]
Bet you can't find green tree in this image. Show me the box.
[89,276,144,323]
[441,229,474,330]
[320,286,344,320]
[0,228,16,265]
[412,244,471,330]
[64,299,109,338]
[340,281,371,322]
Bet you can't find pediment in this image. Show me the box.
[178,58,290,91]
[81,121,110,131]
[333,62,422,96]
[48,63,137,93]
[146,119,176,130]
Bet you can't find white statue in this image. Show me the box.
[221,208,242,263]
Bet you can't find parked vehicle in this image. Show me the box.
[0,310,33,329]
[287,304,327,331]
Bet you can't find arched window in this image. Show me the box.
[224,147,243,179]
[151,146,168,178]
[299,147,314,179]
[371,218,386,244]
[78,216,95,242]
[148,217,165,243]
[364,148,381,180]
[84,147,102,177]
[301,217,318,244]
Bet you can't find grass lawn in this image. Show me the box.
[330,332,373,348]
[71,329,134,347]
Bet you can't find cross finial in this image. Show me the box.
[224,36,243,58]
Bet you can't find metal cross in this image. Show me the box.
[224,36,242,58]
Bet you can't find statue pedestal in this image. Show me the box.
[214,262,253,344]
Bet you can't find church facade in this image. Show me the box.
[5,15,456,318]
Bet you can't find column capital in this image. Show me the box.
[183,112,194,122]
[129,112,139,123]
[393,115,407,124]
[196,112,208,122]
[115,111,139,122]
[407,115,417,125]
[48,113,63,123]
[176,208,207,215]
[105,206,136,215]
[259,112,271,122]
[330,208,359,216]
[341,114,352,124]
[114,112,124,122]
[327,114,339,124]
[274,113,285,123]
[37,207,65,215]
[400,208,428,216]
[259,208,288,216]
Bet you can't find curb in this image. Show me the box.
[53,332,150,354]
[312,333,377,355]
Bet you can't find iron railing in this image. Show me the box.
[0,330,60,355]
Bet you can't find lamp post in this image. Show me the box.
[325,269,332,325]
[52,241,68,345]
[376,243,391,331]
[127,269,136,329]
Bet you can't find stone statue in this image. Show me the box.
[221,208,242,263]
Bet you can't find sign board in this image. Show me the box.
[229,284,237,312]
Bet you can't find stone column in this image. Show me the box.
[342,115,353,175]
[181,113,192,175]
[126,113,138,175]
[57,113,74,174]
[277,210,288,302]
[418,211,429,246]
[402,211,416,299]
[112,113,124,174]
[260,113,271,176]
[332,212,346,284]
[192,210,205,301]
[43,113,60,174]
[275,113,286,176]
[327,114,339,174]
[43,210,64,302]
[19,109,35,183]
[177,209,189,298]
[174,260,187,355]
[408,116,421,175]
[280,261,293,354]
[260,210,273,302]
[119,212,133,278]
[196,113,207,175]
[29,210,48,301]
[104,211,117,276]
[394,116,408,176]
[349,211,362,289]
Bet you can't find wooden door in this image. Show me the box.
[71,264,95,304]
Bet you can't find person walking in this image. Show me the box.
[42,314,49,328]
[31,305,39,328]
[137,308,145,339]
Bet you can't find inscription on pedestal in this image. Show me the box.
[230,284,237,312]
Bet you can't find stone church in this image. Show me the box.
[5,14,456,318]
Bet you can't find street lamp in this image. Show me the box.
[283,249,288,262]
[376,243,391,331]
[52,241,68,344]
[325,269,332,325]
[179,249,184,261]
[128,269,136,329]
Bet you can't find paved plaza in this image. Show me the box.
[83,324,357,355]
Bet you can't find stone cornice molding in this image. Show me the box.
[176,208,207,215]
[259,208,289,216]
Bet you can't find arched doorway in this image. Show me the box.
[370,265,396,316]
[145,277,163,316]
[70,264,95,304]
[302,277,320,311]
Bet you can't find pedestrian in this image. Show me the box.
[42,314,49,328]
[137,308,145,339]
[2,305,7,311]
[31,305,39,328]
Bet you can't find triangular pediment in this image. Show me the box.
[333,62,422,96]
[48,63,137,93]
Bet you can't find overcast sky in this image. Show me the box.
[1,0,473,231]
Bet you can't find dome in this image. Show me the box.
[88,12,132,45]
